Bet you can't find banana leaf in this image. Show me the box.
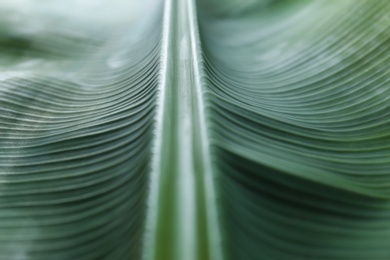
[0,0,389,259]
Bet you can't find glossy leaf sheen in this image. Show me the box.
[0,0,389,259]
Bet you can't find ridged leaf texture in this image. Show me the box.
[1,0,390,259]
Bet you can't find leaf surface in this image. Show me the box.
[0,0,390,259]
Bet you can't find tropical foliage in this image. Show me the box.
[0,0,390,259]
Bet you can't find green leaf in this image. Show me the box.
[0,0,389,259]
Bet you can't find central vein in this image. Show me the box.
[143,0,223,259]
